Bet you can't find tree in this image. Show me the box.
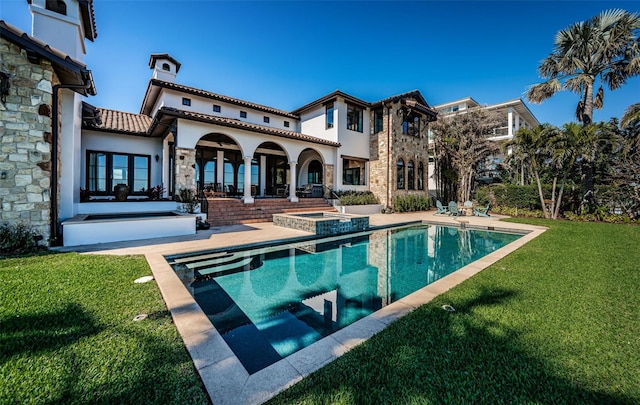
[621,102,640,129]
[526,9,640,125]
[431,109,501,203]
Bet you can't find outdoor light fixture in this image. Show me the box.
[155,154,160,162]
[0,72,11,104]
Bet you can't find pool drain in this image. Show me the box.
[133,314,148,321]
[134,276,154,284]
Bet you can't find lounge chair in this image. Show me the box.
[474,203,491,217]
[448,201,459,216]
[435,200,448,215]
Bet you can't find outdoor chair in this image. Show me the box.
[435,200,448,215]
[474,203,491,217]
[276,184,289,197]
[297,184,313,198]
[448,201,459,216]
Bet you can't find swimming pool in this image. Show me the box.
[168,224,521,374]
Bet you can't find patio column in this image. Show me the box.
[508,107,513,137]
[259,155,267,197]
[242,156,254,204]
[288,161,298,202]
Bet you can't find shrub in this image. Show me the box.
[334,191,380,206]
[0,222,46,257]
[144,184,165,200]
[394,195,433,212]
[177,188,199,213]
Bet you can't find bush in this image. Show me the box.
[490,206,545,218]
[0,222,46,257]
[394,195,433,212]
[334,191,380,206]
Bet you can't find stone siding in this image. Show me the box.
[174,147,196,193]
[0,39,57,244]
[368,100,431,211]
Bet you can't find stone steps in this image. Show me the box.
[205,198,335,227]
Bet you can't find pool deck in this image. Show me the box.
[56,211,547,405]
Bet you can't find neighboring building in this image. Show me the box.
[1,0,439,246]
[428,97,540,190]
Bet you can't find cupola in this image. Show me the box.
[149,54,181,83]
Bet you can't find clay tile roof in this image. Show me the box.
[144,79,299,119]
[87,108,153,135]
[153,107,340,147]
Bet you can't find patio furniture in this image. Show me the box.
[297,184,313,198]
[474,203,491,217]
[227,184,237,196]
[448,201,459,216]
[460,200,474,216]
[276,184,289,197]
[435,200,448,215]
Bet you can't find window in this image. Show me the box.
[87,151,150,195]
[182,97,191,106]
[347,104,363,132]
[213,105,221,113]
[397,159,405,189]
[417,162,424,190]
[326,103,334,129]
[46,0,66,15]
[407,160,415,190]
[284,121,290,128]
[373,109,384,133]
[240,111,247,118]
[162,63,170,71]
[263,116,270,123]
[402,114,420,136]
[342,158,366,185]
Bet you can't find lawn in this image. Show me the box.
[269,219,640,404]
[1,220,638,404]
[0,253,209,404]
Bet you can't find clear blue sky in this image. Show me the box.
[2,0,639,126]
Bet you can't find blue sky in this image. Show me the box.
[2,0,639,126]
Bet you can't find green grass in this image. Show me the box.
[2,221,639,404]
[269,220,640,404]
[0,253,209,405]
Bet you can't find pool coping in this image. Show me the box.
[145,218,547,405]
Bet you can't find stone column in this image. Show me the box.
[242,156,254,203]
[174,147,196,193]
[288,161,298,202]
[323,164,334,197]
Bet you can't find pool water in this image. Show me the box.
[168,224,521,374]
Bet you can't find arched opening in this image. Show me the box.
[255,141,288,196]
[397,158,405,190]
[161,63,171,71]
[196,133,244,196]
[46,0,66,15]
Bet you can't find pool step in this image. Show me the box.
[205,197,335,227]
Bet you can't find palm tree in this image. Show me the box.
[621,102,640,129]
[526,9,640,125]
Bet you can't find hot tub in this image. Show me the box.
[272,212,369,235]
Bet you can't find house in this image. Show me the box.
[428,97,540,189]
[1,0,438,247]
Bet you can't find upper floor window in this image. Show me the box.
[182,98,191,106]
[347,104,363,133]
[263,116,270,123]
[162,63,171,71]
[326,103,334,129]
[373,109,384,133]
[402,114,420,136]
[46,0,67,15]
[213,105,221,113]
[284,121,290,128]
[240,111,247,118]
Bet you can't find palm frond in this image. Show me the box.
[525,80,561,103]
[593,86,604,109]
[621,102,640,128]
